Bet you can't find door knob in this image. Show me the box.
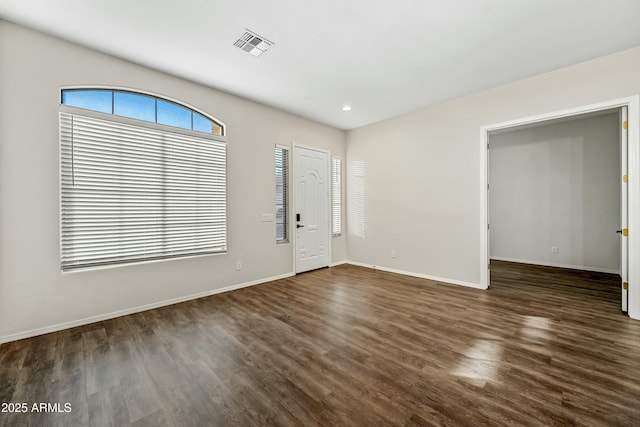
[297,224,304,229]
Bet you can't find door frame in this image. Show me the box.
[479,95,640,319]
[291,144,332,274]
[622,106,629,312]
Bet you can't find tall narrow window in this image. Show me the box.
[331,157,342,236]
[275,146,289,243]
[60,88,227,270]
[350,160,365,239]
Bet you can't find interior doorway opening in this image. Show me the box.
[480,96,639,319]
[488,108,624,309]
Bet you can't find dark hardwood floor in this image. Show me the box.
[2,261,640,426]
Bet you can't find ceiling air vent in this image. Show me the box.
[234,30,274,57]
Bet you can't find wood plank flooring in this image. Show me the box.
[2,261,640,426]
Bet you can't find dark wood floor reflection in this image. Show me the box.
[2,262,640,426]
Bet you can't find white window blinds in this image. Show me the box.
[275,146,289,242]
[60,111,227,270]
[350,160,365,239]
[331,157,342,236]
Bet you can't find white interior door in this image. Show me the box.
[621,106,629,313]
[293,146,330,273]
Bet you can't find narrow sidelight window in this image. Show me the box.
[332,157,342,236]
[275,146,289,243]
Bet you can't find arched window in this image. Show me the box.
[60,88,227,270]
[61,88,225,135]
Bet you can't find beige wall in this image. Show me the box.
[346,46,640,286]
[0,20,346,342]
[489,112,621,273]
[2,18,639,341]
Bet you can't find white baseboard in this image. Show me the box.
[0,272,295,345]
[490,256,621,275]
[345,261,485,289]
[0,261,488,345]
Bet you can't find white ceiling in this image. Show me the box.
[1,0,639,130]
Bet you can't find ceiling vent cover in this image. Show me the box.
[234,30,274,57]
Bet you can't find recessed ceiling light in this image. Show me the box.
[342,105,352,112]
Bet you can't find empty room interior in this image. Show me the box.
[1,1,640,426]
[489,110,623,272]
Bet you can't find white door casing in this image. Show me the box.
[293,146,331,273]
[621,106,629,312]
[487,139,491,287]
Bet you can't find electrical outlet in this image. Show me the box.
[551,247,558,254]
[391,250,397,258]
[236,261,242,270]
